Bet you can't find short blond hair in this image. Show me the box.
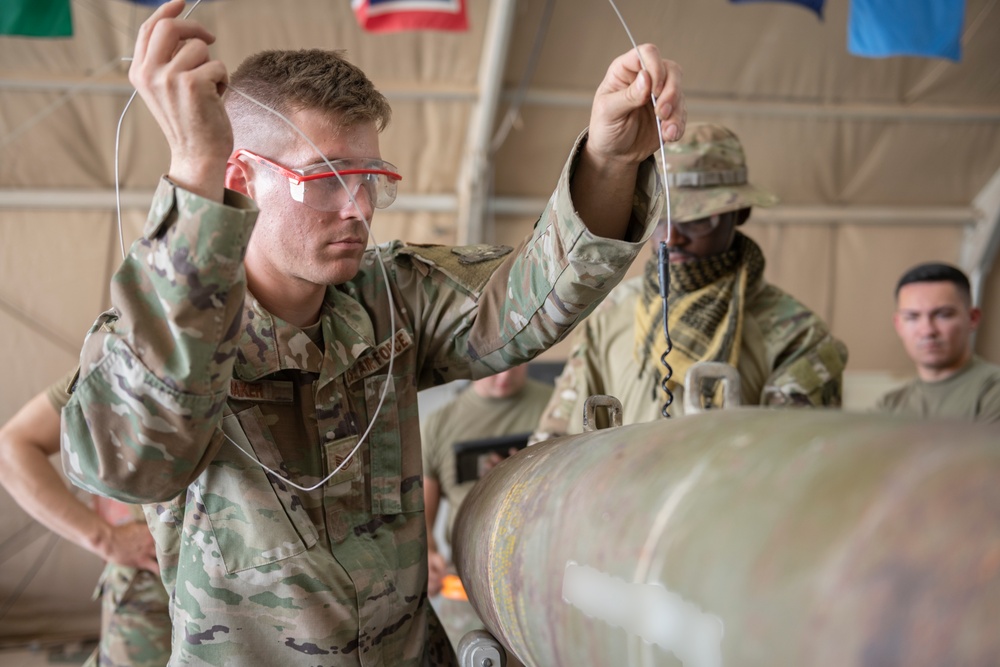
[226,49,391,150]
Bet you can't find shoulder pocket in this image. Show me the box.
[399,244,513,295]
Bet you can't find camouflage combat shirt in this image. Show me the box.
[49,371,172,667]
[532,272,848,439]
[60,135,662,666]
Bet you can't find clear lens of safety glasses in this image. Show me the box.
[671,212,726,238]
[234,150,401,212]
[292,160,400,211]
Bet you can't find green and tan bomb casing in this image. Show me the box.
[452,409,1000,667]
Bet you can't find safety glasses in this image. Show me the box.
[235,149,401,211]
[672,211,734,238]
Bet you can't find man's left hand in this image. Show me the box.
[587,44,685,166]
[571,45,684,240]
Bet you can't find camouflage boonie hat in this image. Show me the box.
[657,123,778,223]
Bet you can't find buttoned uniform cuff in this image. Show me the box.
[541,129,663,285]
[556,129,663,249]
[143,176,258,241]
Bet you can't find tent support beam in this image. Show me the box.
[4,78,1000,123]
[0,189,978,226]
[961,168,1000,307]
[454,0,517,245]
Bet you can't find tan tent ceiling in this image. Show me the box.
[1,0,1000,426]
[2,0,1000,644]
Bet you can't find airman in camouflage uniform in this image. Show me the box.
[58,2,686,664]
[0,370,170,667]
[531,123,848,441]
[86,561,171,667]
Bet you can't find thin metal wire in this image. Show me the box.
[113,89,138,259]
[223,87,397,493]
[110,0,396,493]
[607,0,675,417]
[114,0,203,260]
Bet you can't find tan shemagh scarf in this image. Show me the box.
[634,232,766,404]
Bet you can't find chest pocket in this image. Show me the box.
[201,406,319,573]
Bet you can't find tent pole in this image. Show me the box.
[961,169,1000,347]
[455,0,518,246]
[0,189,979,226]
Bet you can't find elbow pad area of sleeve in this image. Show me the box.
[766,337,848,407]
[61,343,227,504]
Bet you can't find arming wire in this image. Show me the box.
[114,0,204,260]
[221,87,397,493]
[607,0,675,417]
[110,0,674,489]
[112,1,396,493]
[657,241,674,417]
[113,89,138,259]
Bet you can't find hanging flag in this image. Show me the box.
[0,0,72,37]
[848,0,965,61]
[730,0,824,20]
[352,0,469,33]
[118,1,214,5]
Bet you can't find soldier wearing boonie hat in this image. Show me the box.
[531,123,849,442]
[660,122,779,223]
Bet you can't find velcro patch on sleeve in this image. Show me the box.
[399,243,514,295]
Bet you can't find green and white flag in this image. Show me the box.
[0,0,73,37]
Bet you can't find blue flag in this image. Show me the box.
[848,0,965,61]
[730,0,824,20]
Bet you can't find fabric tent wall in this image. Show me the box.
[1,0,999,644]
[0,465,104,645]
[1,0,999,414]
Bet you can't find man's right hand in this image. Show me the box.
[100,521,161,575]
[129,0,231,201]
[428,548,447,597]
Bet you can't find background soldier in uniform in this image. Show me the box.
[422,365,552,597]
[876,262,1000,421]
[532,123,847,441]
[58,1,686,664]
[421,365,552,656]
[0,370,170,666]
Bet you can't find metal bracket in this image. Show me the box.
[683,362,742,415]
[457,629,507,667]
[583,394,624,432]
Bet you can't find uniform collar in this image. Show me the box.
[233,286,376,382]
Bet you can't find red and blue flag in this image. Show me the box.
[351,0,468,33]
